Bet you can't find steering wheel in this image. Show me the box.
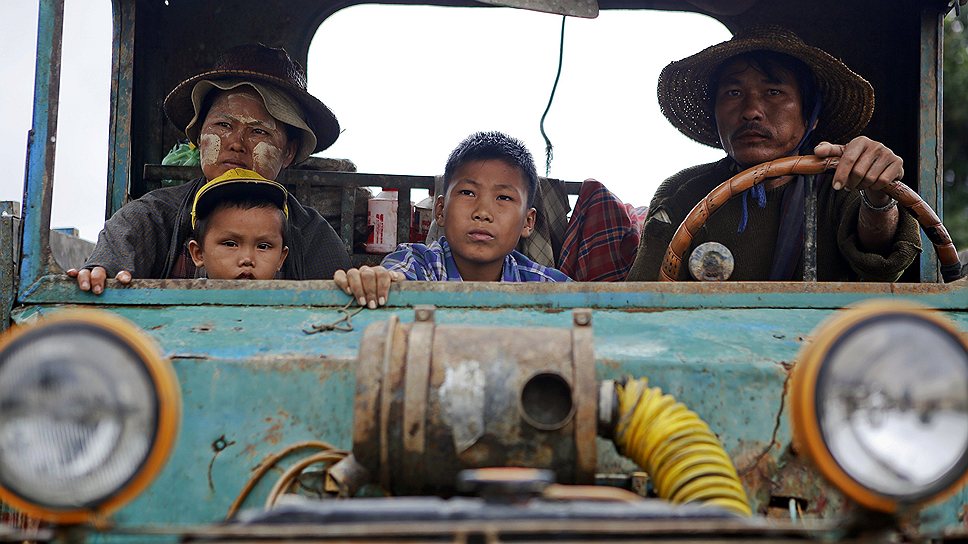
[658,155,962,282]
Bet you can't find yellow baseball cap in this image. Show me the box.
[191,168,289,229]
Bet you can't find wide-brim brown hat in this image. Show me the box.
[657,26,875,148]
[164,44,340,160]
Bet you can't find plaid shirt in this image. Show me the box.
[382,237,570,282]
[558,179,644,282]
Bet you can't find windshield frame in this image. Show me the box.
[15,0,955,306]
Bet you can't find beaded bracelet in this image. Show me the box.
[860,189,897,212]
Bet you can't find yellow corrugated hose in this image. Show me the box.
[613,378,752,516]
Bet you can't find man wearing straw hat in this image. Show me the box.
[69,44,351,293]
[626,26,921,282]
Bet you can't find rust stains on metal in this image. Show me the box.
[598,358,623,372]
[734,440,777,514]
[353,316,598,494]
[242,443,258,461]
[769,447,846,519]
[739,369,791,477]
[262,410,291,446]
[734,441,847,519]
[228,356,352,385]
[92,277,958,295]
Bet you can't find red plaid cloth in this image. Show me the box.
[558,179,645,282]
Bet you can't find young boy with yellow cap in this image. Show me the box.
[188,168,289,280]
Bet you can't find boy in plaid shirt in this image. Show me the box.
[335,131,569,308]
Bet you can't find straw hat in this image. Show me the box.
[164,44,340,162]
[657,26,874,148]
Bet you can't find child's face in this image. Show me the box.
[435,159,536,281]
[188,205,289,280]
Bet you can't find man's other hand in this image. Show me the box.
[815,136,903,205]
[66,267,132,295]
[334,265,406,309]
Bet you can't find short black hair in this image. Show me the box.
[192,188,288,246]
[443,131,539,207]
[711,51,819,143]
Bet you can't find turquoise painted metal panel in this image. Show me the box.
[11,302,968,532]
[106,0,136,218]
[18,0,63,295]
[16,276,968,310]
[114,354,356,527]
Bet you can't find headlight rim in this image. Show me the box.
[791,301,968,514]
[0,310,180,524]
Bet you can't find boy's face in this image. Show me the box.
[435,159,536,281]
[188,205,289,280]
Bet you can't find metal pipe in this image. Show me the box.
[803,174,817,282]
[18,0,65,297]
[918,7,943,282]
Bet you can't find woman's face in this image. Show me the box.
[198,89,297,181]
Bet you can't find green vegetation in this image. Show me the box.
[944,14,968,249]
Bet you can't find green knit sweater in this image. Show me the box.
[626,158,922,282]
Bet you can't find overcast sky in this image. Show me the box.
[2,1,728,242]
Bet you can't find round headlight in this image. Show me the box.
[791,301,968,513]
[0,310,180,523]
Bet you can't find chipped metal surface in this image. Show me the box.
[7,294,968,533]
[106,0,136,217]
[17,0,63,297]
[439,360,486,453]
[17,275,968,310]
[0,209,19,332]
[354,314,597,494]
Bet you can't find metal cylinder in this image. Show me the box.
[353,307,597,495]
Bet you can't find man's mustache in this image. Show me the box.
[731,122,773,140]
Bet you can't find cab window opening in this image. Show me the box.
[307,5,729,217]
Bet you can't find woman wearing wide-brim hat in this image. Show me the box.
[70,44,351,294]
[626,26,921,282]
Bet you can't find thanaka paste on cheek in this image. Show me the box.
[200,134,221,167]
[252,141,283,173]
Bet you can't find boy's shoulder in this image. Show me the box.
[385,239,446,260]
[507,250,571,282]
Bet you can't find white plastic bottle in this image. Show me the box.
[366,188,398,253]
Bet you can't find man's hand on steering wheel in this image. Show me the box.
[814,136,903,207]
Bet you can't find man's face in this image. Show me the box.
[198,89,297,181]
[188,205,289,280]
[435,159,536,281]
[714,58,808,167]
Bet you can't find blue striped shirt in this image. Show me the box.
[381,237,570,282]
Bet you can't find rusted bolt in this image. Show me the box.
[212,435,234,452]
[573,309,592,327]
[414,305,436,322]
